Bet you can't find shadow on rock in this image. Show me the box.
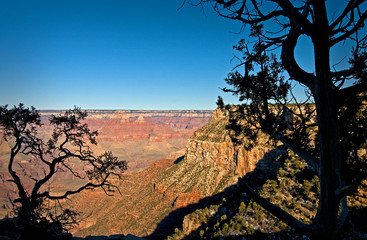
[146,146,286,240]
[73,234,146,240]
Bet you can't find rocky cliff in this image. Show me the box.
[82,110,211,172]
[39,110,212,142]
[152,108,273,213]
[185,108,270,176]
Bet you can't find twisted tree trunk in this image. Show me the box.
[311,2,342,238]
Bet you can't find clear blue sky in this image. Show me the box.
[0,0,355,110]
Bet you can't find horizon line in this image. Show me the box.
[38,109,215,112]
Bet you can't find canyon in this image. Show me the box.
[0,108,299,239]
[1,108,366,240]
[67,108,276,238]
[0,110,212,219]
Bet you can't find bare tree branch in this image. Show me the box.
[329,0,365,31]
[38,174,114,200]
[274,134,320,175]
[330,10,367,46]
[281,5,315,88]
[337,82,367,101]
[239,178,314,232]
[271,0,314,36]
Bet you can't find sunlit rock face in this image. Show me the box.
[151,108,274,217]
[82,110,212,171]
[185,108,270,176]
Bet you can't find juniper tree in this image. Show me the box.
[192,0,367,239]
[0,104,127,233]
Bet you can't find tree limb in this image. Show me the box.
[239,178,314,233]
[8,139,29,204]
[329,0,365,31]
[38,174,114,200]
[281,21,315,88]
[337,196,349,230]
[335,184,359,200]
[330,10,367,46]
[274,134,320,175]
[271,0,314,36]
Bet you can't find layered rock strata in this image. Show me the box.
[1,108,278,238]
[185,108,270,176]
[71,108,276,238]
[0,110,212,218]
[154,108,273,211]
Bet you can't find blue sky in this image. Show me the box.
[0,0,356,110]
[0,0,244,110]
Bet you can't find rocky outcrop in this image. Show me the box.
[72,234,145,240]
[70,108,274,238]
[185,108,270,176]
[184,138,268,176]
[153,108,273,212]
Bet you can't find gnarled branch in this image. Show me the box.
[281,16,315,88]
[274,134,320,175]
[239,178,315,233]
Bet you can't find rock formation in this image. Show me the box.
[153,108,273,210]
[185,108,270,176]
[65,107,278,238]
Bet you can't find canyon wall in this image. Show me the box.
[185,108,270,176]
[37,110,212,171]
[70,108,278,238]
[152,108,273,212]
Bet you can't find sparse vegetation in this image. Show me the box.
[167,147,367,240]
[167,152,320,239]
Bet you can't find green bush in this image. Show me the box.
[222,223,229,234]
[303,179,313,196]
[239,201,246,213]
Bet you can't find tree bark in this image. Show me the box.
[311,1,342,238]
[8,139,33,226]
